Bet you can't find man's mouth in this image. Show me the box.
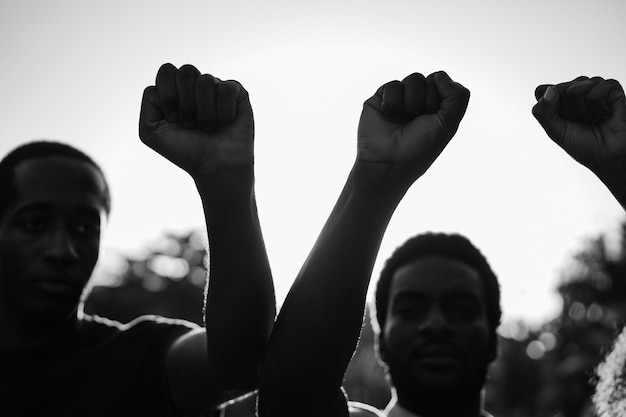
[411,345,462,367]
[414,355,460,367]
[35,279,81,295]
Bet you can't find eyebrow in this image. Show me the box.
[391,292,428,304]
[13,202,102,217]
[445,289,481,299]
[392,288,481,302]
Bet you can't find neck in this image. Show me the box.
[394,387,485,417]
[0,306,79,350]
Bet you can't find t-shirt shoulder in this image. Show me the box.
[83,313,198,331]
[348,401,386,417]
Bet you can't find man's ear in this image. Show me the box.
[488,332,499,364]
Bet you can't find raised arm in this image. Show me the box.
[258,72,470,417]
[532,76,626,209]
[138,63,276,413]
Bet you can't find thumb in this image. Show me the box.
[234,81,254,120]
[532,86,566,145]
[534,84,551,101]
[606,80,626,123]
[433,71,470,134]
[139,86,165,142]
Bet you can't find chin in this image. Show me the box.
[394,369,485,400]
[21,302,80,322]
[415,377,471,395]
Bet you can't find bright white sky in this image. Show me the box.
[1,0,625,327]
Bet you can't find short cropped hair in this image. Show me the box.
[0,141,111,220]
[374,232,501,335]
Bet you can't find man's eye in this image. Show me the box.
[447,301,479,321]
[394,303,426,318]
[74,222,100,236]
[20,218,47,232]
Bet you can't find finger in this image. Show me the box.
[552,86,575,121]
[587,78,619,121]
[176,64,201,128]
[535,84,552,101]
[195,74,218,130]
[424,73,442,114]
[537,77,591,100]
[532,86,567,146]
[432,71,470,132]
[155,63,179,123]
[555,77,591,120]
[380,80,404,118]
[536,78,596,120]
[555,77,593,96]
[232,82,254,133]
[608,79,626,123]
[564,80,597,122]
[233,81,252,118]
[402,73,426,118]
[570,75,590,83]
[139,86,164,142]
[362,83,384,115]
[216,80,240,125]
[555,76,591,94]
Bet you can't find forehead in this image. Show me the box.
[10,156,107,213]
[389,255,485,300]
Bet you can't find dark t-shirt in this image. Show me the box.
[0,314,196,417]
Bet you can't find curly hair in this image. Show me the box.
[594,327,626,417]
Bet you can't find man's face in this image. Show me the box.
[0,156,107,321]
[380,255,495,399]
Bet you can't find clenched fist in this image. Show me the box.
[357,71,470,182]
[139,63,255,178]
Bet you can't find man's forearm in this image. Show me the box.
[196,167,276,391]
[595,161,626,211]
[259,161,412,416]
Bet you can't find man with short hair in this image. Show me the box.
[258,70,473,417]
[0,63,276,416]
[258,73,626,417]
[367,232,500,417]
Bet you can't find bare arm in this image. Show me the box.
[257,72,470,417]
[532,76,626,209]
[138,63,276,413]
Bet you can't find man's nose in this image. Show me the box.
[44,228,79,264]
[418,309,453,336]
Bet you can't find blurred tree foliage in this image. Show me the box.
[83,221,626,417]
[84,230,208,325]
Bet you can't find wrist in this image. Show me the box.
[593,159,626,210]
[344,161,415,215]
[193,165,255,203]
[351,159,417,196]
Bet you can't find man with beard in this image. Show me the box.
[258,72,626,417]
[257,70,472,417]
[361,232,500,417]
[365,75,626,417]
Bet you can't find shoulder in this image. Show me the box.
[348,401,386,417]
[122,314,199,331]
[80,314,198,344]
[82,313,198,331]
